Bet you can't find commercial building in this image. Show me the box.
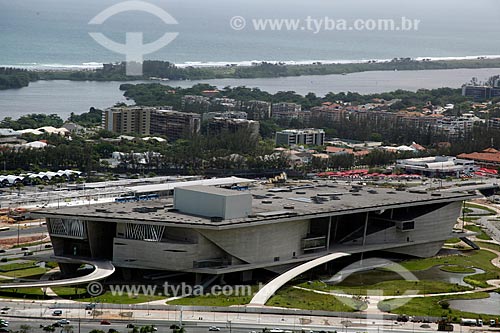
[396,156,476,177]
[457,147,500,168]
[33,179,477,280]
[275,129,325,146]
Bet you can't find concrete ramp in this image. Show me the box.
[0,258,114,289]
[249,252,350,306]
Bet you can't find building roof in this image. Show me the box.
[34,181,477,229]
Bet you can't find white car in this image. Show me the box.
[58,319,70,325]
[208,326,220,331]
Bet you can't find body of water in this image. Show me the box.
[0,68,499,120]
[0,0,500,68]
[449,292,500,316]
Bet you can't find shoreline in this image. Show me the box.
[4,54,500,71]
[2,57,500,91]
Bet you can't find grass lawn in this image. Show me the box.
[388,250,500,288]
[53,287,166,304]
[298,279,471,296]
[445,238,461,244]
[267,286,367,312]
[465,203,497,215]
[439,265,476,274]
[464,225,492,240]
[0,287,49,300]
[462,217,480,222]
[378,292,498,322]
[1,266,48,278]
[168,287,258,306]
[0,262,37,272]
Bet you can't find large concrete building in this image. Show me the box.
[34,179,476,281]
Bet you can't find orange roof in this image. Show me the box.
[326,146,353,154]
[458,152,500,164]
[354,150,370,157]
[411,143,426,151]
[482,147,499,153]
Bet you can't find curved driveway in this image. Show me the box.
[249,252,350,306]
[0,257,114,289]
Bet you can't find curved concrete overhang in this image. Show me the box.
[248,251,350,306]
[0,257,115,289]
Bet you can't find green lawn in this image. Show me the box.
[445,238,461,244]
[378,292,498,322]
[465,203,497,215]
[1,266,48,278]
[0,262,37,272]
[0,287,49,300]
[464,225,492,240]
[168,291,255,307]
[52,287,166,304]
[267,286,367,312]
[298,279,471,296]
[388,250,500,288]
[439,265,476,274]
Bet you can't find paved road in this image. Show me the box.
[0,226,47,239]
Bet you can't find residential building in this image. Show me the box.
[150,110,201,141]
[275,129,325,146]
[208,118,260,139]
[237,100,272,120]
[102,107,200,141]
[202,111,247,122]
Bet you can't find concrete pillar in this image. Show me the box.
[362,212,369,246]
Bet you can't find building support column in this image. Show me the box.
[362,212,369,246]
[326,216,332,250]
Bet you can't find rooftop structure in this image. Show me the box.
[396,156,476,176]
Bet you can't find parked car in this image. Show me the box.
[126,324,135,329]
[20,247,28,251]
[0,328,9,333]
[101,320,111,325]
[52,310,62,316]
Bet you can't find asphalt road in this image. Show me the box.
[0,226,47,239]
[0,317,427,333]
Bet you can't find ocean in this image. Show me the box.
[1,0,500,68]
[2,0,500,120]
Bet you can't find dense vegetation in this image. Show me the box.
[38,58,500,82]
[120,83,466,110]
[68,107,103,127]
[0,114,63,130]
[0,68,39,90]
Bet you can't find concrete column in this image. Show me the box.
[326,216,332,250]
[362,212,369,246]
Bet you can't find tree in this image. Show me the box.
[19,325,31,333]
